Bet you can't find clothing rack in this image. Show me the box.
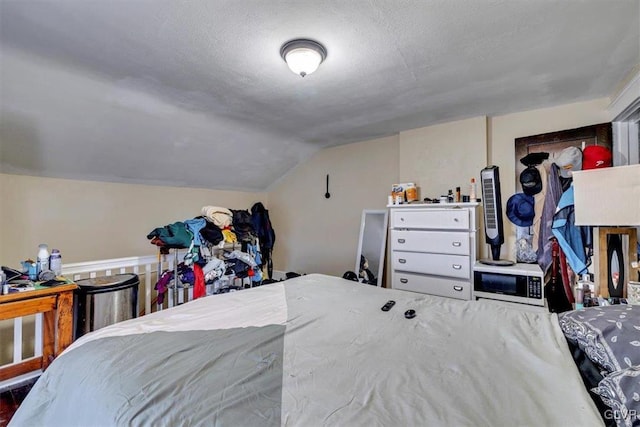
[156,241,257,310]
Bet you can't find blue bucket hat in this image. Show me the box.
[506,193,535,227]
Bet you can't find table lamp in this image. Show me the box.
[573,164,640,299]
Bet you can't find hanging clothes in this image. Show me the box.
[247,243,263,283]
[545,239,573,313]
[531,162,549,250]
[251,202,275,280]
[179,267,195,286]
[559,247,575,305]
[537,164,564,274]
[249,243,262,266]
[193,263,205,299]
[154,270,173,305]
[552,184,589,275]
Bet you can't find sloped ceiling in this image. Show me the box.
[1,1,638,191]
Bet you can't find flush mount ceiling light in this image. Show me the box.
[280,39,327,77]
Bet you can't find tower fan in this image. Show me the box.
[479,166,514,266]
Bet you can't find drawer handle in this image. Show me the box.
[397,239,406,244]
[452,264,462,270]
[453,285,463,292]
[452,241,462,247]
[454,218,459,222]
[400,278,408,284]
[400,217,405,222]
[399,259,407,264]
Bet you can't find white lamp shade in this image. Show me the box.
[280,39,326,77]
[573,164,640,226]
[284,48,322,77]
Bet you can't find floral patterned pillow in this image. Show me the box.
[592,366,640,427]
[559,305,640,373]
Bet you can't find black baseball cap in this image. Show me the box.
[520,166,542,196]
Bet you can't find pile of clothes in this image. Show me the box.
[147,203,275,302]
[147,207,256,250]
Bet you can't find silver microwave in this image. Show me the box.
[473,262,545,307]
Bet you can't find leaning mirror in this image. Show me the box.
[355,209,389,286]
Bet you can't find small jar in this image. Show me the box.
[50,249,62,276]
[1,272,8,295]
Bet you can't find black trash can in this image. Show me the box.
[74,273,139,339]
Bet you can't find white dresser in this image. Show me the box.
[389,203,480,300]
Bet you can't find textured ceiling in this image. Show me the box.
[1,0,638,191]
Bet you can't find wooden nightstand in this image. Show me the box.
[0,283,77,382]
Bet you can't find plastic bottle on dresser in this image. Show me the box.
[37,244,50,275]
[50,249,62,276]
[470,178,477,201]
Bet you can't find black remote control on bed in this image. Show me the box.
[381,300,396,311]
[404,309,416,319]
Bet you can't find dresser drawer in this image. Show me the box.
[390,230,469,255]
[393,272,471,300]
[392,251,470,279]
[391,209,469,230]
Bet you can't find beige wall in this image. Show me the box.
[268,135,399,277]
[0,174,264,265]
[0,174,263,365]
[400,116,488,200]
[268,98,610,274]
[0,98,611,274]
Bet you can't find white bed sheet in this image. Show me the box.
[63,273,602,426]
[65,280,288,353]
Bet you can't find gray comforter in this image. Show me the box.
[10,274,602,426]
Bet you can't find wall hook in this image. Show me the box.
[325,174,331,199]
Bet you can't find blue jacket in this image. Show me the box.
[552,184,589,275]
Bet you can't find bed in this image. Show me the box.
[10,274,607,426]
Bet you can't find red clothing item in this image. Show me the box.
[559,247,574,305]
[193,263,205,299]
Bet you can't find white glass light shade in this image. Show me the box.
[280,39,327,77]
[284,48,322,77]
